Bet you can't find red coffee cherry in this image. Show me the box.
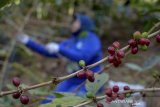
[97,103,104,107]
[108,55,115,63]
[131,47,138,54]
[105,97,112,104]
[145,39,150,46]
[12,92,21,99]
[156,35,160,43]
[86,70,94,77]
[118,93,125,100]
[77,72,86,78]
[112,41,120,49]
[20,95,29,105]
[112,85,119,93]
[105,88,112,97]
[87,76,95,82]
[108,46,115,55]
[117,50,125,58]
[111,93,118,100]
[128,39,137,47]
[139,38,150,46]
[12,77,21,87]
[123,86,130,90]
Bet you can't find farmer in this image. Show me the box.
[17,13,102,104]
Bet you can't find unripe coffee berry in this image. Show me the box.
[142,32,148,38]
[86,93,94,98]
[79,60,85,67]
[133,31,141,40]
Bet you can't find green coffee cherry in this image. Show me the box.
[139,45,148,51]
[86,93,94,98]
[79,60,85,67]
[125,93,131,98]
[133,31,142,40]
[142,32,148,38]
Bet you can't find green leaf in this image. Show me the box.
[39,96,86,107]
[52,92,75,98]
[0,0,12,9]
[125,63,143,72]
[85,73,109,95]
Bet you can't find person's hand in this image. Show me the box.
[16,33,30,44]
[45,42,60,54]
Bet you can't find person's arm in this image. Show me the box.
[59,36,101,63]
[26,39,58,58]
[17,33,58,58]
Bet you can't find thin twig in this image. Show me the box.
[148,22,160,34]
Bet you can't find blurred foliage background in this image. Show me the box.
[0,0,160,107]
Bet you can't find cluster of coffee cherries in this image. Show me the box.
[77,60,95,82]
[105,85,131,104]
[12,77,29,105]
[77,70,95,82]
[107,41,125,67]
[156,35,160,43]
[128,31,151,54]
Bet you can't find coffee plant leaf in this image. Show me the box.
[39,96,86,107]
[85,73,109,95]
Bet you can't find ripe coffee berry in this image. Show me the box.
[111,93,118,100]
[108,55,115,63]
[128,39,137,47]
[12,92,21,99]
[156,35,160,43]
[77,72,86,78]
[118,93,125,100]
[20,95,29,105]
[87,76,95,82]
[105,88,112,97]
[139,38,150,46]
[112,41,120,49]
[112,85,119,93]
[117,50,125,58]
[123,86,130,90]
[86,70,94,78]
[12,77,21,87]
[131,47,138,54]
[105,97,112,104]
[97,103,104,107]
[108,46,115,55]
